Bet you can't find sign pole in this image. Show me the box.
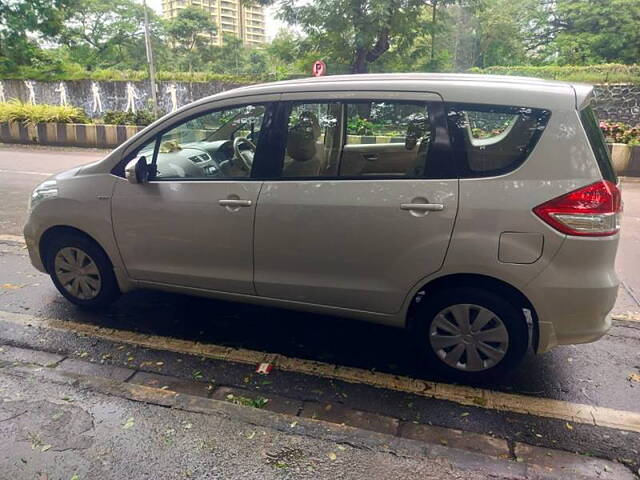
[143,0,159,119]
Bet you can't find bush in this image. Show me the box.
[101,109,155,126]
[0,100,89,125]
[600,120,640,146]
[0,68,292,85]
[467,64,640,84]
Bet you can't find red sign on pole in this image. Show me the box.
[312,60,327,77]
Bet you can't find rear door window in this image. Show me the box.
[276,99,452,179]
[580,106,617,183]
[447,104,550,177]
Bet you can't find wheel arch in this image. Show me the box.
[39,225,113,274]
[406,273,539,352]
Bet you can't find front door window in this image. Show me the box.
[140,104,267,180]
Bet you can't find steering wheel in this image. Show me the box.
[233,137,256,171]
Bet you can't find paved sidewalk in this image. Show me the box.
[0,345,635,480]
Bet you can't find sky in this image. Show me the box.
[145,0,283,40]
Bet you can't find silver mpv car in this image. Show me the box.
[24,74,621,379]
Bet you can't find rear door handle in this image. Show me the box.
[400,203,444,212]
[218,199,252,207]
[363,154,378,161]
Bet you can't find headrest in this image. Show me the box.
[286,111,320,162]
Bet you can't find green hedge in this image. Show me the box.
[0,67,303,84]
[467,64,640,84]
[0,101,89,125]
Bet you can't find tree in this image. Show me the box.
[275,0,438,74]
[0,0,76,73]
[551,0,640,65]
[425,0,457,68]
[59,0,163,70]
[467,0,542,68]
[165,5,217,71]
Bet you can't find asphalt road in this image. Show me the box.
[1,146,640,475]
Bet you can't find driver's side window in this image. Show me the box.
[151,104,266,180]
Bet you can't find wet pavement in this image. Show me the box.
[1,146,640,477]
[3,360,506,480]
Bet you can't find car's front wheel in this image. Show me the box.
[413,287,529,380]
[44,233,120,308]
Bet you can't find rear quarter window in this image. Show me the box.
[446,104,551,178]
[579,106,617,183]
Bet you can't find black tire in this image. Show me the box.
[412,286,528,381]
[44,233,120,309]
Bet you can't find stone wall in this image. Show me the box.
[0,79,245,118]
[593,84,640,124]
[0,78,639,125]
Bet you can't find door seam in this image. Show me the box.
[251,181,265,295]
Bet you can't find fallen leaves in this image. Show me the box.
[122,417,135,430]
[628,373,640,383]
[225,394,269,409]
[565,422,573,430]
[328,452,337,461]
[1,283,23,289]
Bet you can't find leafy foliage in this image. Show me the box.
[60,0,155,70]
[0,0,75,73]
[0,101,89,125]
[102,110,155,126]
[165,5,217,71]
[551,0,640,65]
[346,116,376,136]
[276,0,443,74]
[1,0,639,89]
[468,64,640,84]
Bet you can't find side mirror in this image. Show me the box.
[125,156,150,184]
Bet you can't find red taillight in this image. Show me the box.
[533,180,622,237]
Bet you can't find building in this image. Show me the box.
[161,0,267,46]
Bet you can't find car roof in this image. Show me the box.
[204,73,590,111]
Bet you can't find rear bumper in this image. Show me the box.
[525,235,619,354]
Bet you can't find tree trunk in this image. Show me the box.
[431,0,438,63]
[350,48,369,74]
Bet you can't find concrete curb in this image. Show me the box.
[0,345,635,479]
[0,121,143,149]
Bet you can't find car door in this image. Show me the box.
[111,97,278,294]
[253,92,459,314]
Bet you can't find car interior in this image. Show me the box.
[138,101,435,180]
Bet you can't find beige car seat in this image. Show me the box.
[283,111,323,177]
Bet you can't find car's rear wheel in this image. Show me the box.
[44,233,120,308]
[413,287,528,380]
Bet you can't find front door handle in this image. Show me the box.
[400,203,444,212]
[363,154,378,162]
[218,199,252,207]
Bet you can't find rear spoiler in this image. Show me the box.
[572,84,594,111]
